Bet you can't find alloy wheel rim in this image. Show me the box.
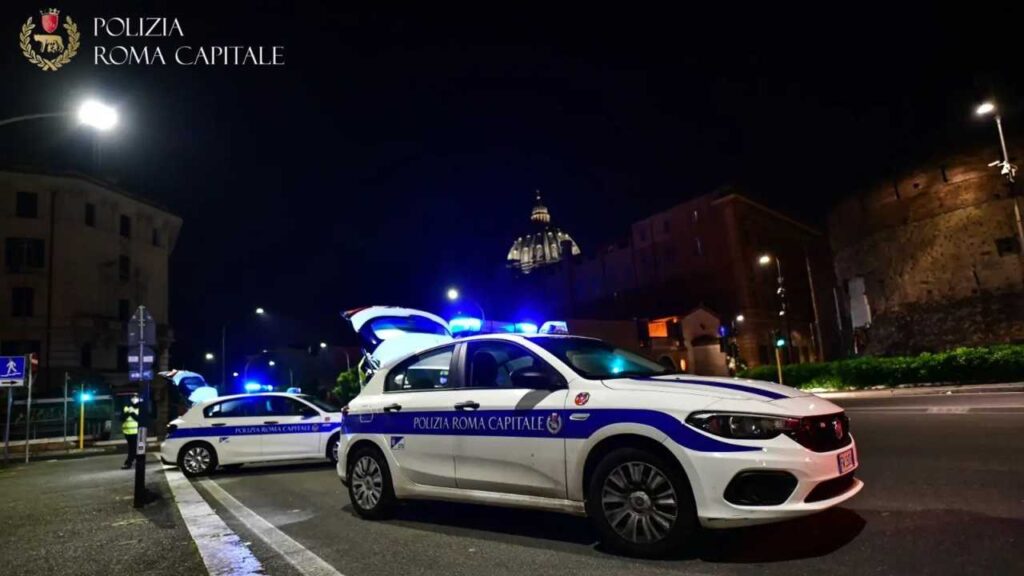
[331,440,339,463]
[351,456,383,509]
[601,461,678,544]
[183,446,211,474]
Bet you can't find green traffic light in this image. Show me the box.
[775,338,786,348]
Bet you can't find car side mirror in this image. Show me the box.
[511,369,561,390]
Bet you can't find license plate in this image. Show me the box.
[837,447,857,474]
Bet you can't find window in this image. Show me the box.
[204,397,257,418]
[0,340,40,356]
[5,238,45,271]
[386,345,455,392]
[464,341,552,389]
[531,337,668,379]
[298,394,340,413]
[118,299,130,321]
[12,287,34,317]
[258,396,318,417]
[119,255,131,281]
[85,203,96,227]
[152,228,161,247]
[120,215,131,238]
[16,192,38,218]
[647,321,669,338]
[81,344,92,368]
[996,236,1021,256]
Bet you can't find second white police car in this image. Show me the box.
[338,307,862,557]
[161,392,343,477]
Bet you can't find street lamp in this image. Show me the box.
[221,307,268,391]
[232,372,239,378]
[758,253,791,362]
[255,307,265,315]
[204,352,215,361]
[975,101,1024,256]
[319,341,328,349]
[735,314,745,323]
[76,100,118,131]
[444,286,486,329]
[446,288,459,301]
[268,360,276,367]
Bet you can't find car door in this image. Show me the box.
[377,343,460,488]
[202,397,264,461]
[452,339,569,499]
[256,395,322,460]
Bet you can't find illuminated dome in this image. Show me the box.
[507,191,581,274]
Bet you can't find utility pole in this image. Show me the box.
[804,248,825,361]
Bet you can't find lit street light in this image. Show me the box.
[255,307,266,315]
[735,314,745,323]
[444,286,486,329]
[222,307,268,390]
[204,352,215,361]
[975,101,1024,257]
[232,372,239,378]
[76,100,118,131]
[319,342,328,349]
[446,288,459,301]
[268,360,276,367]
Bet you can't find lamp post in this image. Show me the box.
[446,286,486,329]
[758,253,792,363]
[976,102,1024,260]
[0,99,119,130]
[221,306,267,391]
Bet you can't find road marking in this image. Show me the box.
[165,468,265,576]
[199,478,345,576]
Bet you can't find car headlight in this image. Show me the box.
[685,412,800,440]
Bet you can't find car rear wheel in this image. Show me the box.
[585,447,697,557]
[179,442,218,478]
[347,446,395,519]
[327,435,340,465]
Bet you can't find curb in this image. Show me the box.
[817,382,1024,400]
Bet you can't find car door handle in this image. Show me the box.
[263,421,279,425]
[454,401,480,411]
[383,403,402,413]
[210,423,226,427]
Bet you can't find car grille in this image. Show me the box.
[805,472,857,502]
[788,412,852,452]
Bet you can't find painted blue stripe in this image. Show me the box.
[342,409,758,453]
[631,377,790,400]
[167,422,342,439]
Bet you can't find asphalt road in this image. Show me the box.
[171,391,1024,576]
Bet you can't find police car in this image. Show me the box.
[336,307,862,557]
[161,392,343,477]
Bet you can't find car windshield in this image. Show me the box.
[530,337,672,379]
[299,395,341,413]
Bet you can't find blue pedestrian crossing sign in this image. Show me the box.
[0,356,26,387]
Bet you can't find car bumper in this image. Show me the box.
[667,435,862,528]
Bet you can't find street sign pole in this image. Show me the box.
[24,355,33,463]
[130,305,156,509]
[3,388,11,465]
[63,372,69,454]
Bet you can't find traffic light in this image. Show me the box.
[770,330,786,349]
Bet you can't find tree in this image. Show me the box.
[332,368,361,406]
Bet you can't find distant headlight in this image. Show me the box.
[686,412,800,440]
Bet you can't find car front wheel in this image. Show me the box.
[178,442,218,478]
[585,447,697,557]
[347,446,395,519]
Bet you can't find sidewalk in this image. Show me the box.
[0,454,207,576]
[817,381,1024,400]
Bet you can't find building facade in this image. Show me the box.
[1,169,181,415]
[829,148,1024,355]
[516,190,839,369]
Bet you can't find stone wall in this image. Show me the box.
[829,148,1024,354]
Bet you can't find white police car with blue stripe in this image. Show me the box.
[161,392,342,477]
[338,307,862,557]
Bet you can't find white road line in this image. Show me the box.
[199,478,345,576]
[164,468,265,576]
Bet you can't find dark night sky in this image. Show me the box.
[2,2,1022,372]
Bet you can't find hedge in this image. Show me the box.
[737,344,1024,390]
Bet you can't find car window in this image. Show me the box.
[298,395,340,412]
[259,396,317,417]
[386,345,455,392]
[204,397,255,418]
[464,341,552,389]
[530,336,670,379]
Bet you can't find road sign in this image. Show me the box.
[127,307,156,347]
[128,346,156,382]
[0,356,26,387]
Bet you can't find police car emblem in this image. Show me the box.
[574,392,590,406]
[390,436,405,450]
[546,412,562,435]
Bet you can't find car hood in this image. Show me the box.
[602,374,808,402]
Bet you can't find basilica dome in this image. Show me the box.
[506,191,581,274]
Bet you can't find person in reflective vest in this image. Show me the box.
[122,394,140,469]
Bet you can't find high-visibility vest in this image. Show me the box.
[122,405,139,435]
